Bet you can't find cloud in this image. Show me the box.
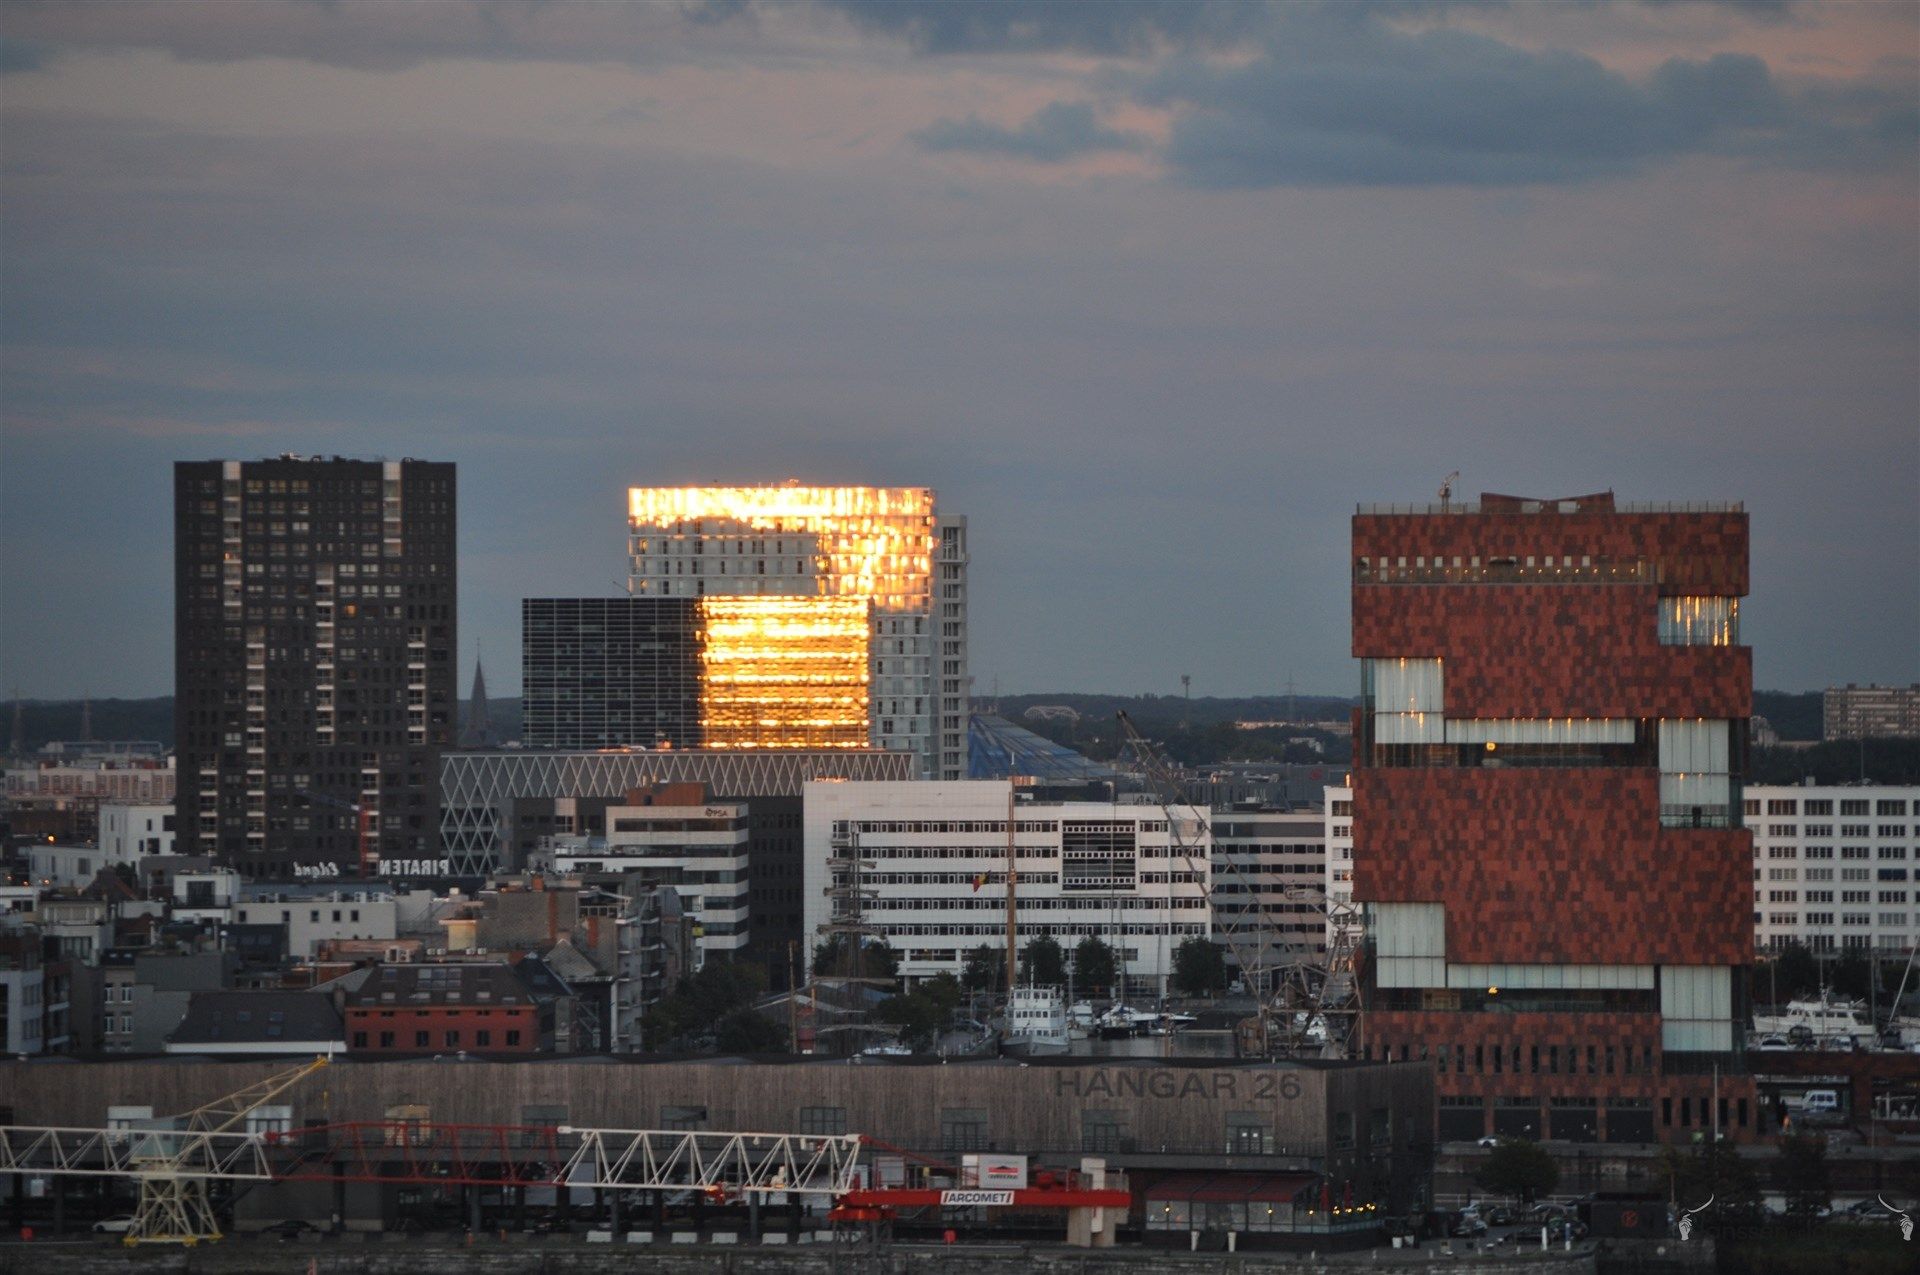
[811,0,1271,55]
[1141,21,1916,188]
[0,0,711,71]
[913,101,1148,163]
[0,37,53,74]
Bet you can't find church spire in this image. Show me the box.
[463,655,493,747]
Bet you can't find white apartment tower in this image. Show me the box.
[627,485,969,780]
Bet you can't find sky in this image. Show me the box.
[1,0,1915,703]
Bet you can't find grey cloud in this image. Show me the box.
[1143,23,1915,189]
[0,37,53,74]
[914,101,1147,163]
[811,0,1270,56]
[0,0,712,71]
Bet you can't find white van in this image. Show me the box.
[1798,1089,1840,1116]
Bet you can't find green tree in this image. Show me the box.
[1474,1138,1560,1204]
[1171,938,1229,995]
[1775,1133,1831,1220]
[961,943,1005,992]
[1073,936,1118,997]
[1769,941,1819,1001]
[713,1009,787,1054]
[1660,1142,1764,1234]
[1831,950,1876,1001]
[874,990,945,1050]
[917,971,965,1016]
[812,934,897,982]
[1020,936,1068,986]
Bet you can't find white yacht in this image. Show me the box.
[1004,986,1071,1054]
[1751,991,1877,1046]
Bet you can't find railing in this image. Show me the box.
[1356,501,1742,516]
[1356,561,1652,586]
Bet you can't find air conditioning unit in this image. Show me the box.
[427,947,446,956]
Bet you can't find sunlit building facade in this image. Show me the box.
[627,485,968,779]
[522,596,869,751]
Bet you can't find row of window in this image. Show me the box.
[1758,798,1910,817]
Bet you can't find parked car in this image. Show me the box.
[92,1216,137,1235]
[1486,1206,1514,1226]
[1476,1135,1500,1148]
[266,1219,317,1239]
[1451,1215,1489,1238]
[1845,1200,1895,1221]
[1753,1035,1791,1051]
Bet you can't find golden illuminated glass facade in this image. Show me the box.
[697,596,870,749]
[627,484,968,779]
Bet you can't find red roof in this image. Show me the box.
[1144,1173,1318,1204]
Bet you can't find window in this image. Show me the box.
[1333,1111,1356,1152]
[798,1107,847,1136]
[1877,800,1908,817]
[444,1031,460,1048]
[476,1030,491,1047]
[660,1105,707,1131]
[384,1104,429,1147]
[1082,1109,1128,1153]
[352,1032,368,1049]
[414,1031,429,1048]
[1226,1112,1273,1155]
[941,1108,989,1152]
[379,1031,394,1048]
[505,1030,521,1046]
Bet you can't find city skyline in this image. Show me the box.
[3,1,1917,700]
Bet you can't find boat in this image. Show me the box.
[1003,986,1071,1055]
[859,1041,913,1058]
[1751,991,1876,1047]
[1095,1004,1156,1039]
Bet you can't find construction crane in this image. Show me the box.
[1114,711,1350,1058]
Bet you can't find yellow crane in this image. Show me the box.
[125,1055,330,1245]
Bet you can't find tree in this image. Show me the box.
[1775,1133,1831,1221]
[1660,1142,1764,1234]
[874,990,945,1050]
[1020,936,1068,987]
[1073,936,1118,997]
[713,1009,787,1054]
[1831,950,1876,1001]
[812,934,897,982]
[1475,1138,1560,1204]
[1769,941,1819,1002]
[1171,938,1229,996]
[961,943,1005,992]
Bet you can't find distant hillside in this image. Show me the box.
[989,692,1358,767]
[4,698,176,751]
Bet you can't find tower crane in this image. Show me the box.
[1114,712,1353,1057]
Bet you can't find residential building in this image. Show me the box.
[99,803,176,862]
[344,963,540,1055]
[228,884,427,960]
[3,754,175,843]
[1823,685,1920,740]
[163,990,345,1057]
[1209,805,1330,983]
[1747,784,1920,955]
[72,947,235,1053]
[521,595,868,751]
[1351,491,1753,1144]
[626,485,969,779]
[0,931,47,1054]
[802,780,1211,991]
[24,844,127,891]
[174,456,456,880]
[534,783,750,963]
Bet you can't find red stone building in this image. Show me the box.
[1350,491,1754,1144]
[344,962,540,1055]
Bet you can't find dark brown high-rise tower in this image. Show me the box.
[174,456,456,879]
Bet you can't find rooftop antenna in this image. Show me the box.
[8,689,22,758]
[1181,674,1191,701]
[79,693,92,743]
[1438,470,1460,510]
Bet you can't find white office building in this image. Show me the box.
[1208,806,1330,982]
[802,780,1211,991]
[535,795,752,963]
[1748,784,1920,954]
[1323,786,1354,953]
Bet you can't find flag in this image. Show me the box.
[972,873,988,893]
